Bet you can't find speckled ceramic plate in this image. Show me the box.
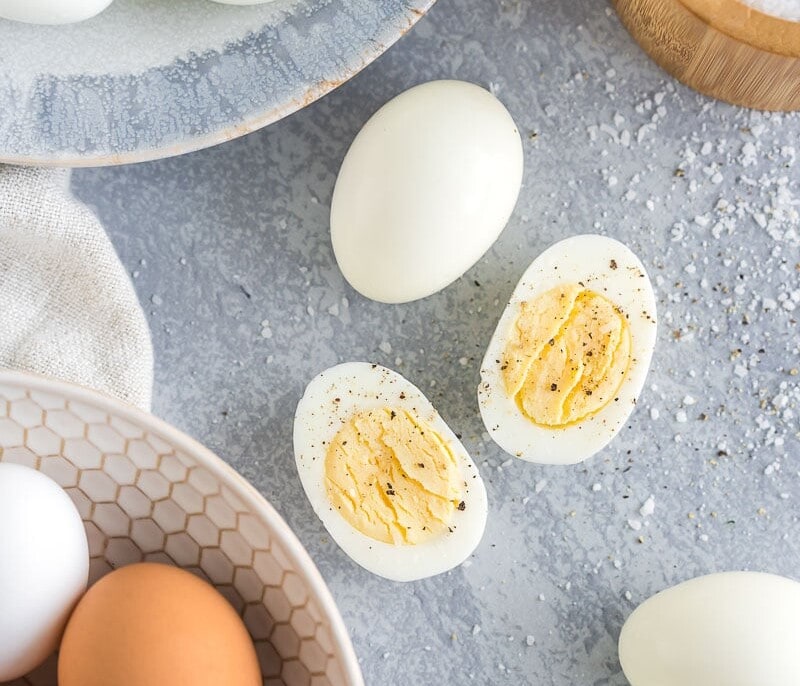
[0,0,433,167]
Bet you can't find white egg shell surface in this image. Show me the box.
[619,572,800,686]
[0,0,112,24]
[0,463,89,681]
[294,362,488,582]
[478,234,657,465]
[330,80,524,304]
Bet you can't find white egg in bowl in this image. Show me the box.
[478,234,657,465]
[294,363,488,582]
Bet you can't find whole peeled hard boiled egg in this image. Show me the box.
[58,563,261,686]
[0,463,89,681]
[619,572,800,686]
[330,80,524,304]
[478,234,657,465]
[0,0,113,24]
[294,363,488,581]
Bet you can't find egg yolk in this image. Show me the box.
[324,408,463,545]
[501,284,632,427]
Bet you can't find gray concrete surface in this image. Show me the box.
[72,0,800,683]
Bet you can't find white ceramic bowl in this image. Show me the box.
[0,370,363,686]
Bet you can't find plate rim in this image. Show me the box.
[0,0,435,168]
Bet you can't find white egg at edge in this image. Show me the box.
[294,362,488,582]
[0,463,89,681]
[478,234,658,465]
[619,572,800,686]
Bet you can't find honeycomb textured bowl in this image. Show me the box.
[0,370,362,686]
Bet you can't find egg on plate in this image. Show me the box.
[294,363,488,581]
[478,234,657,465]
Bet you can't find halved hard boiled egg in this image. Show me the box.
[478,234,657,465]
[294,363,487,581]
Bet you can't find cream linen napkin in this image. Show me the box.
[0,165,153,410]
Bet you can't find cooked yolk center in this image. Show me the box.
[501,284,632,428]
[324,408,463,545]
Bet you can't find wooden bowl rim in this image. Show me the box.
[677,0,800,57]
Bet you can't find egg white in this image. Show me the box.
[294,362,488,582]
[478,234,657,465]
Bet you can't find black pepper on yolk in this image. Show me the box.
[501,284,632,428]
[324,408,463,545]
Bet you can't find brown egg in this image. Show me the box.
[58,563,261,686]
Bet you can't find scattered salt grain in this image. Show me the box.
[639,496,655,518]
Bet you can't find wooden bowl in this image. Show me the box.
[0,371,363,686]
[613,0,800,110]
